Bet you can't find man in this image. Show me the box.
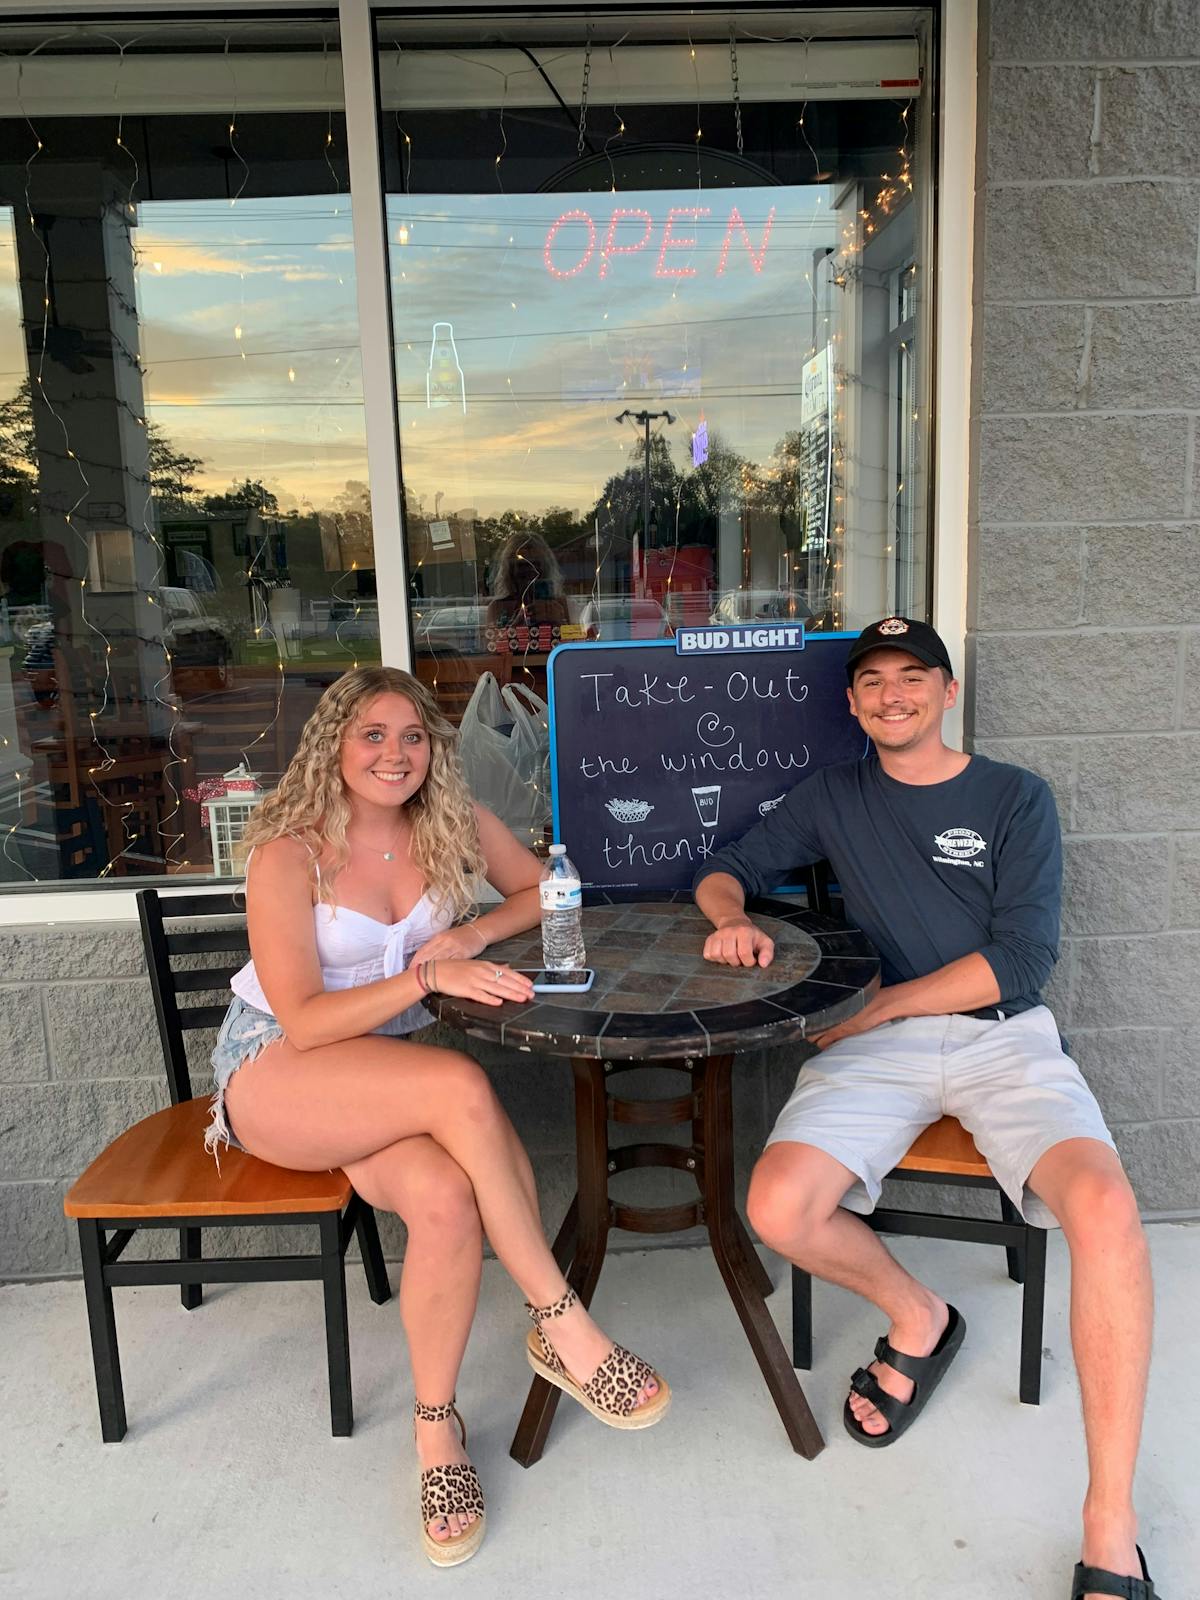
[694,617,1158,1600]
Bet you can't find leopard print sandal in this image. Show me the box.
[525,1287,671,1430]
[414,1400,486,1567]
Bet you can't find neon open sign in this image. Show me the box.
[543,204,776,281]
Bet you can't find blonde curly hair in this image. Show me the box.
[240,666,485,922]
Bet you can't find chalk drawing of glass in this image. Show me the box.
[427,321,467,414]
[691,784,721,828]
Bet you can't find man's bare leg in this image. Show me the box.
[1027,1138,1152,1597]
[748,1141,949,1433]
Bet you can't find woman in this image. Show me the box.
[208,666,668,1567]
[485,529,570,631]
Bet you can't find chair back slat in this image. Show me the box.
[179,1004,236,1031]
[166,929,251,956]
[137,888,248,1105]
[155,891,244,919]
[172,966,245,994]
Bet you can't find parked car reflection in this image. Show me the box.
[578,595,672,640]
[160,586,235,688]
[413,600,489,654]
[708,589,817,627]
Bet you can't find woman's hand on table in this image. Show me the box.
[409,922,489,964]
[426,959,535,1007]
[702,915,775,968]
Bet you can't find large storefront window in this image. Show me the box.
[379,9,932,729]
[0,4,937,893]
[0,19,375,884]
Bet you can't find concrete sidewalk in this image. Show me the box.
[3,1226,1196,1599]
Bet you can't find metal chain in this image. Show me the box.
[577,34,592,157]
[729,27,743,156]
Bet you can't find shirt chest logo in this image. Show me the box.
[933,827,987,861]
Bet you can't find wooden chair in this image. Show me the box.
[14,647,203,876]
[63,888,392,1442]
[178,672,292,787]
[790,1115,1048,1403]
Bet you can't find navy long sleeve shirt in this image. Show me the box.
[693,754,1061,1014]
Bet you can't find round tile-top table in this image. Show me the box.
[426,894,880,1464]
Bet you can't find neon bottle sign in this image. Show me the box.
[543,203,776,281]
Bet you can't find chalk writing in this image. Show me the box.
[550,638,865,892]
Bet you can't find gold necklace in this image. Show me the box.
[352,823,406,863]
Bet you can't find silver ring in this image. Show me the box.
[493,967,502,980]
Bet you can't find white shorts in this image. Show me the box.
[765,1006,1116,1230]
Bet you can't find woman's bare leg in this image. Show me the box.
[225,1034,657,1404]
[345,1135,483,1543]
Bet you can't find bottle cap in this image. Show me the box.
[548,842,566,855]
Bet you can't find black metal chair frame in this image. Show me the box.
[73,888,392,1442]
[791,1170,1048,1405]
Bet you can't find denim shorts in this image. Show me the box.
[205,995,286,1163]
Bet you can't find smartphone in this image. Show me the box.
[517,968,596,993]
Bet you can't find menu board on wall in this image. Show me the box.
[548,635,868,893]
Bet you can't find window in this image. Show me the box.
[0,18,375,885]
[0,4,945,899]
[377,7,934,835]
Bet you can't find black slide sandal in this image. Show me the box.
[1070,1545,1160,1599]
[843,1303,966,1447]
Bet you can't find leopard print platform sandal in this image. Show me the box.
[414,1400,486,1568]
[525,1287,671,1430]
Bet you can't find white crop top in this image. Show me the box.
[230,865,453,1037]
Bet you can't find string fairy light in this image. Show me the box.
[102,32,198,873]
[686,32,705,193]
[0,25,399,879]
[99,30,277,872]
[817,90,923,628]
[8,51,148,878]
[393,42,415,256]
[222,34,250,209]
[494,67,510,193]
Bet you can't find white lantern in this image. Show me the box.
[206,764,264,877]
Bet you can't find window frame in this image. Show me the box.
[0,0,977,923]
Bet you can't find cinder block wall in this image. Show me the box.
[971,0,1200,1213]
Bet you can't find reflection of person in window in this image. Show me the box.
[485,531,569,631]
[1,538,76,707]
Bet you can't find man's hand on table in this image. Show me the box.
[812,956,1001,1048]
[702,915,775,968]
[810,987,898,1049]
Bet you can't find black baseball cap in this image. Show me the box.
[845,616,954,683]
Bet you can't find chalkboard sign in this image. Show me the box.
[548,635,869,892]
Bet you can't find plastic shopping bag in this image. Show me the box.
[500,681,551,797]
[456,671,548,845]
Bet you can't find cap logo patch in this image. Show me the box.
[878,617,908,635]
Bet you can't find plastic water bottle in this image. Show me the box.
[540,844,586,971]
